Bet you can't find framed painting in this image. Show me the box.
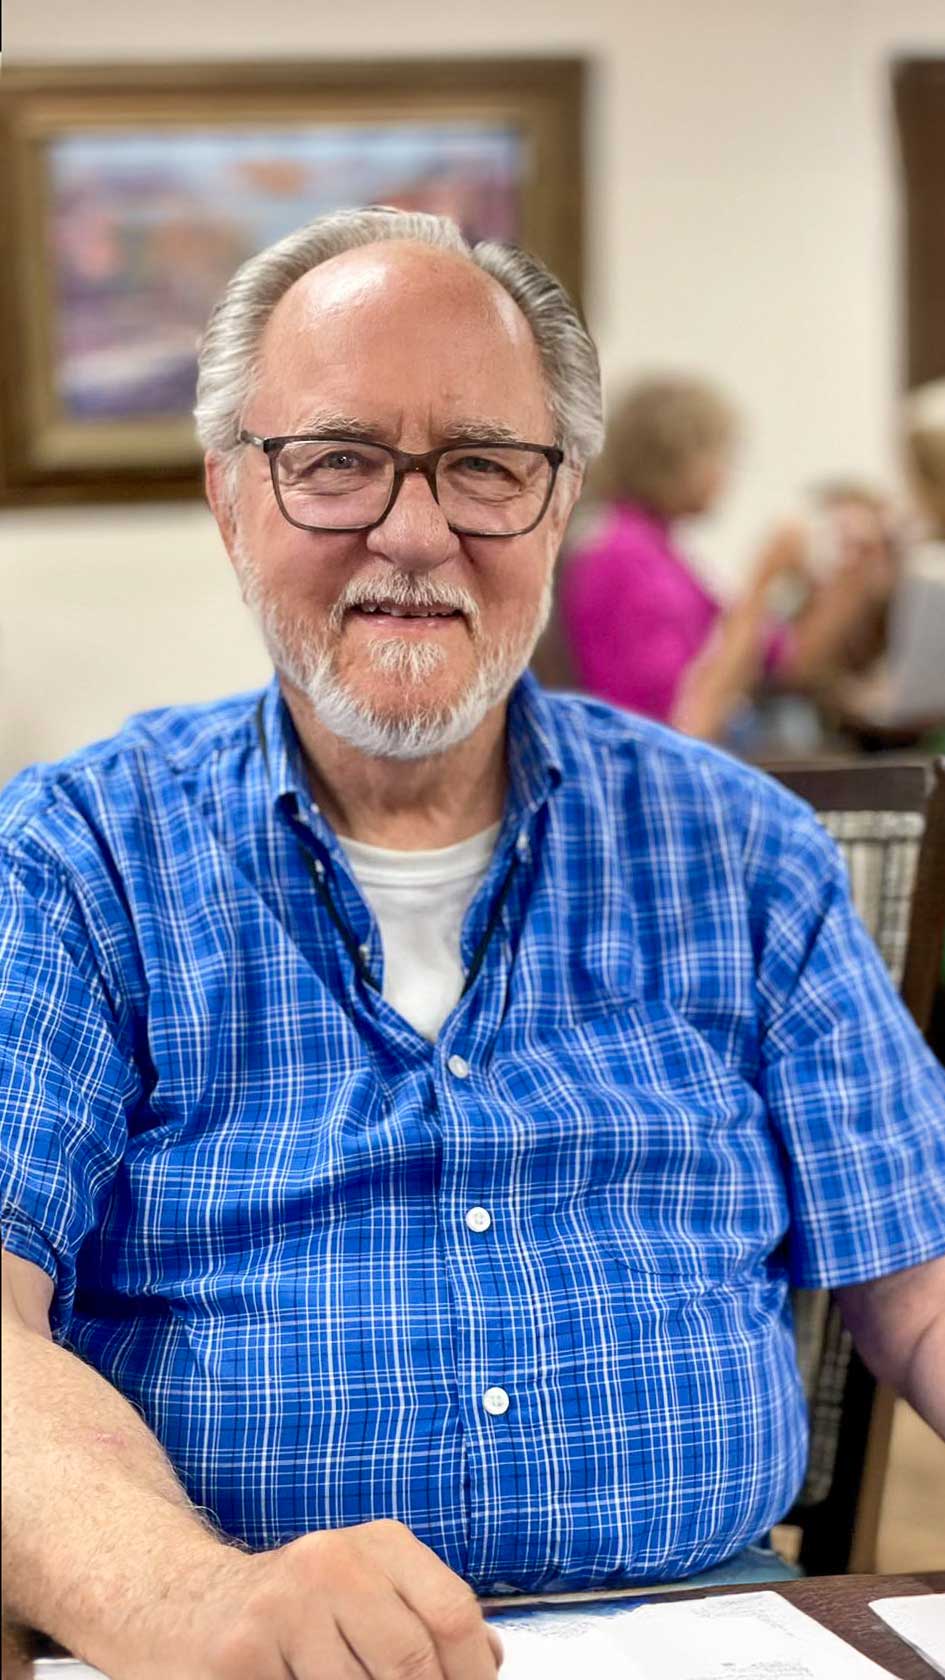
[0,58,585,506]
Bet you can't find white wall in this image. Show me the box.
[3,0,944,777]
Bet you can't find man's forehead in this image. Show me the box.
[263,240,536,355]
[279,404,539,446]
[254,239,552,435]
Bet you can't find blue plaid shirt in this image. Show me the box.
[2,674,944,1591]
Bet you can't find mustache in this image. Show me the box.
[328,572,481,634]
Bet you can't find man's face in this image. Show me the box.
[209,241,581,758]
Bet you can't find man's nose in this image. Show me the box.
[363,468,459,571]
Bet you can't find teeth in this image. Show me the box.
[357,603,453,618]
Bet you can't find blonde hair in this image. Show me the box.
[595,376,737,517]
[903,380,945,535]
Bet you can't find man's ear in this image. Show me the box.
[204,452,240,565]
[553,465,585,542]
[566,465,586,511]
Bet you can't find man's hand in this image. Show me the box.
[744,518,813,601]
[171,1519,503,1680]
[1,1616,35,1680]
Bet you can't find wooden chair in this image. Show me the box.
[764,756,945,1574]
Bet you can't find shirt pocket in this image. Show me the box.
[494,996,790,1291]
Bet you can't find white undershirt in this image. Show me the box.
[338,822,501,1041]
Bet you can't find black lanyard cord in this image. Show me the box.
[299,846,381,991]
[460,848,521,999]
[255,697,379,990]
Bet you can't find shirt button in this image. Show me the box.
[516,831,530,858]
[447,1054,470,1079]
[465,1206,492,1233]
[483,1386,510,1416]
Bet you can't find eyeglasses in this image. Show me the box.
[238,431,565,538]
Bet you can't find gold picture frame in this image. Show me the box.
[0,58,584,507]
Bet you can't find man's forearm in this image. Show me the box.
[1,1316,236,1675]
[900,1310,945,1440]
[838,1258,945,1444]
[671,591,770,741]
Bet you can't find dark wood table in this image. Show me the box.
[11,1570,944,1675]
[483,1572,945,1679]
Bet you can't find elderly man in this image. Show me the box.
[2,207,944,1680]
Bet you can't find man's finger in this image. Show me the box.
[406,1587,500,1680]
[337,1587,446,1680]
[283,1617,371,1680]
[356,1524,499,1679]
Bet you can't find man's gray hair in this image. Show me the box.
[194,206,604,477]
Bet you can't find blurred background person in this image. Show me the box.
[753,478,900,753]
[902,379,945,754]
[904,378,945,553]
[828,379,945,754]
[553,375,901,749]
[798,480,898,677]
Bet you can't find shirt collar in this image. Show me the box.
[256,668,563,829]
[504,669,563,825]
[257,677,312,815]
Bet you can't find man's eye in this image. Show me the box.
[457,455,508,475]
[315,451,364,471]
[283,448,372,482]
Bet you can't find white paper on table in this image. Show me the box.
[494,1588,899,1680]
[870,1596,945,1678]
[33,1661,107,1679]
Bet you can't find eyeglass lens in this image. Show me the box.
[273,439,553,534]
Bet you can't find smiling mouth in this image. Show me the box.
[351,602,463,623]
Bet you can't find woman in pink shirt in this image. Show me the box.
[558,377,876,743]
[559,377,794,739]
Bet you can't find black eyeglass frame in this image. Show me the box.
[238,430,566,538]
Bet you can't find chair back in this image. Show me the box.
[765,756,945,1574]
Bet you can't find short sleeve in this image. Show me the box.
[0,842,141,1336]
[753,807,945,1289]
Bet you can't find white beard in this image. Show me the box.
[236,545,553,761]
